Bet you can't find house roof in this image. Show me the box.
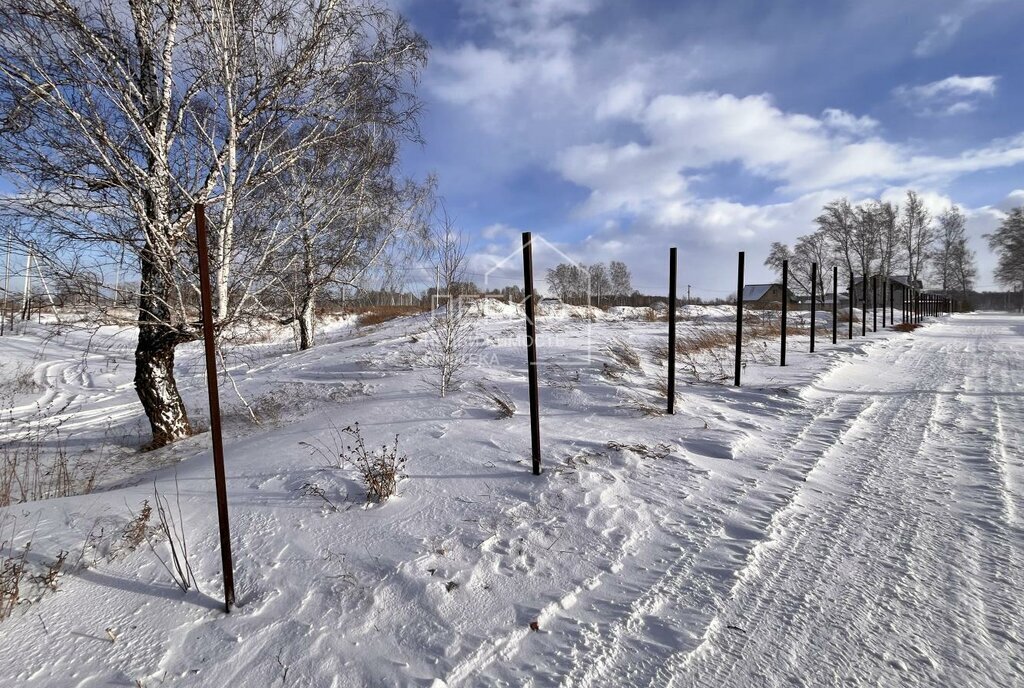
[742,283,795,302]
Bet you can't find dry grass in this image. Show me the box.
[355,305,425,327]
[617,390,664,416]
[605,337,643,370]
[472,382,516,419]
[1,437,103,508]
[0,362,38,396]
[675,329,734,356]
[892,322,922,332]
[607,440,672,459]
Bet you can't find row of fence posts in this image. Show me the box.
[190,224,956,615]
[727,253,952,387]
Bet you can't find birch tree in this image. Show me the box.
[816,199,858,278]
[426,210,475,397]
[852,201,880,278]
[932,206,967,292]
[874,200,901,281]
[901,190,934,287]
[0,0,427,447]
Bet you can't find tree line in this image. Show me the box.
[765,190,978,306]
[546,261,633,303]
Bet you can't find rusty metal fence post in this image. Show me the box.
[194,203,236,613]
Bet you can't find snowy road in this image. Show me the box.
[545,313,1024,687]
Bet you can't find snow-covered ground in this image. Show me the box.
[0,309,1021,686]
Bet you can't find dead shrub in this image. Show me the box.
[147,478,196,592]
[31,550,68,591]
[299,482,340,512]
[0,540,29,621]
[307,423,407,502]
[119,500,154,554]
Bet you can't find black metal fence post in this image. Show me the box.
[872,275,878,332]
[668,247,677,414]
[522,232,542,475]
[194,203,236,614]
[890,282,894,324]
[848,271,854,339]
[882,277,887,327]
[861,275,867,336]
[810,262,817,353]
[735,251,744,387]
[832,266,838,344]
[781,259,788,366]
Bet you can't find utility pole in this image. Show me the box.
[112,245,124,308]
[1,229,11,336]
[21,248,32,321]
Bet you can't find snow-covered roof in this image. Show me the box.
[742,283,795,302]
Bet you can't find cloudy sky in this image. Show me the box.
[397,0,1024,297]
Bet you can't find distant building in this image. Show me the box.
[850,275,923,307]
[741,283,797,309]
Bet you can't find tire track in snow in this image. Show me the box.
[545,389,875,686]
[667,318,1024,686]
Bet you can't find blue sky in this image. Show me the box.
[398,0,1024,296]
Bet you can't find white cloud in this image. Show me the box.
[431,45,531,106]
[914,13,966,57]
[894,74,998,116]
[914,0,1007,57]
[556,89,1024,225]
[999,189,1024,211]
[420,0,1024,293]
[821,108,880,136]
[595,81,648,120]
